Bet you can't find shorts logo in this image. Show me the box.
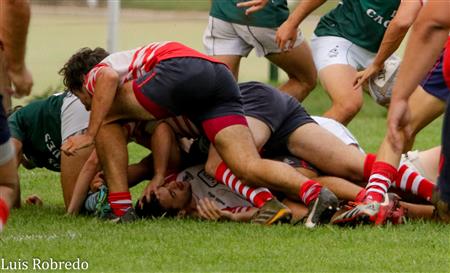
[328,45,339,58]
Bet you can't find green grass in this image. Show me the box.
[2,6,449,273]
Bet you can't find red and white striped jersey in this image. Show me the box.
[83,41,221,95]
[177,165,253,210]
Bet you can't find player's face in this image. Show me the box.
[75,88,92,111]
[155,180,192,210]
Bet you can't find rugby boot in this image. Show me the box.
[251,198,292,225]
[304,187,339,228]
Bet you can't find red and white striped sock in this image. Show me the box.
[215,162,273,208]
[299,180,322,206]
[363,153,377,182]
[108,192,133,217]
[365,161,397,202]
[0,198,10,228]
[394,164,435,201]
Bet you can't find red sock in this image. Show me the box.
[0,198,10,226]
[299,180,322,206]
[363,153,377,182]
[215,161,273,208]
[355,188,367,202]
[365,161,397,202]
[108,192,132,217]
[395,164,435,201]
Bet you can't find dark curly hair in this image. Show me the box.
[134,192,179,219]
[59,47,109,93]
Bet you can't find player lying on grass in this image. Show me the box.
[7,92,90,209]
[59,42,339,226]
[133,122,439,224]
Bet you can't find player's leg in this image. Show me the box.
[211,124,338,227]
[416,146,441,182]
[405,88,446,151]
[95,122,134,220]
[319,65,363,125]
[434,98,450,222]
[266,41,317,101]
[310,36,364,125]
[202,16,250,80]
[286,122,367,183]
[204,116,275,208]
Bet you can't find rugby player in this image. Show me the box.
[203,0,316,100]
[59,42,338,226]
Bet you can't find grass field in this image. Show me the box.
[1,5,449,273]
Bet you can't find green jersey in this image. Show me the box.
[8,93,65,172]
[210,0,289,28]
[314,0,401,53]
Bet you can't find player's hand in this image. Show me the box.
[61,134,95,156]
[275,21,298,51]
[387,99,412,153]
[197,198,233,221]
[7,66,33,98]
[138,176,164,208]
[25,194,43,206]
[353,63,383,90]
[90,171,105,192]
[236,0,269,15]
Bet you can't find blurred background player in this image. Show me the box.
[203,0,317,101]
[0,0,33,232]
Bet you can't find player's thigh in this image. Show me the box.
[319,64,363,107]
[210,55,242,79]
[287,123,364,178]
[409,87,446,135]
[60,146,94,208]
[246,116,271,151]
[266,41,317,81]
[213,124,261,178]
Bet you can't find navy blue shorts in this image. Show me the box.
[239,82,315,155]
[132,57,247,142]
[421,51,450,102]
[0,95,10,145]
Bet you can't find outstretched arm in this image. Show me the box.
[388,0,450,152]
[0,0,33,97]
[61,67,119,155]
[354,1,423,89]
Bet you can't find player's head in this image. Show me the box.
[59,47,109,96]
[135,179,192,218]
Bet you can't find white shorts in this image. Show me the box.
[311,35,398,71]
[203,16,304,57]
[312,116,365,154]
[61,93,90,142]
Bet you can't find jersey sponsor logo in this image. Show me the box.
[197,169,218,188]
[44,133,60,169]
[366,8,397,28]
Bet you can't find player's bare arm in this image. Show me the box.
[388,0,450,151]
[62,67,119,155]
[236,0,269,15]
[354,0,422,89]
[0,0,33,97]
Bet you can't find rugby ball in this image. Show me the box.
[368,57,401,106]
